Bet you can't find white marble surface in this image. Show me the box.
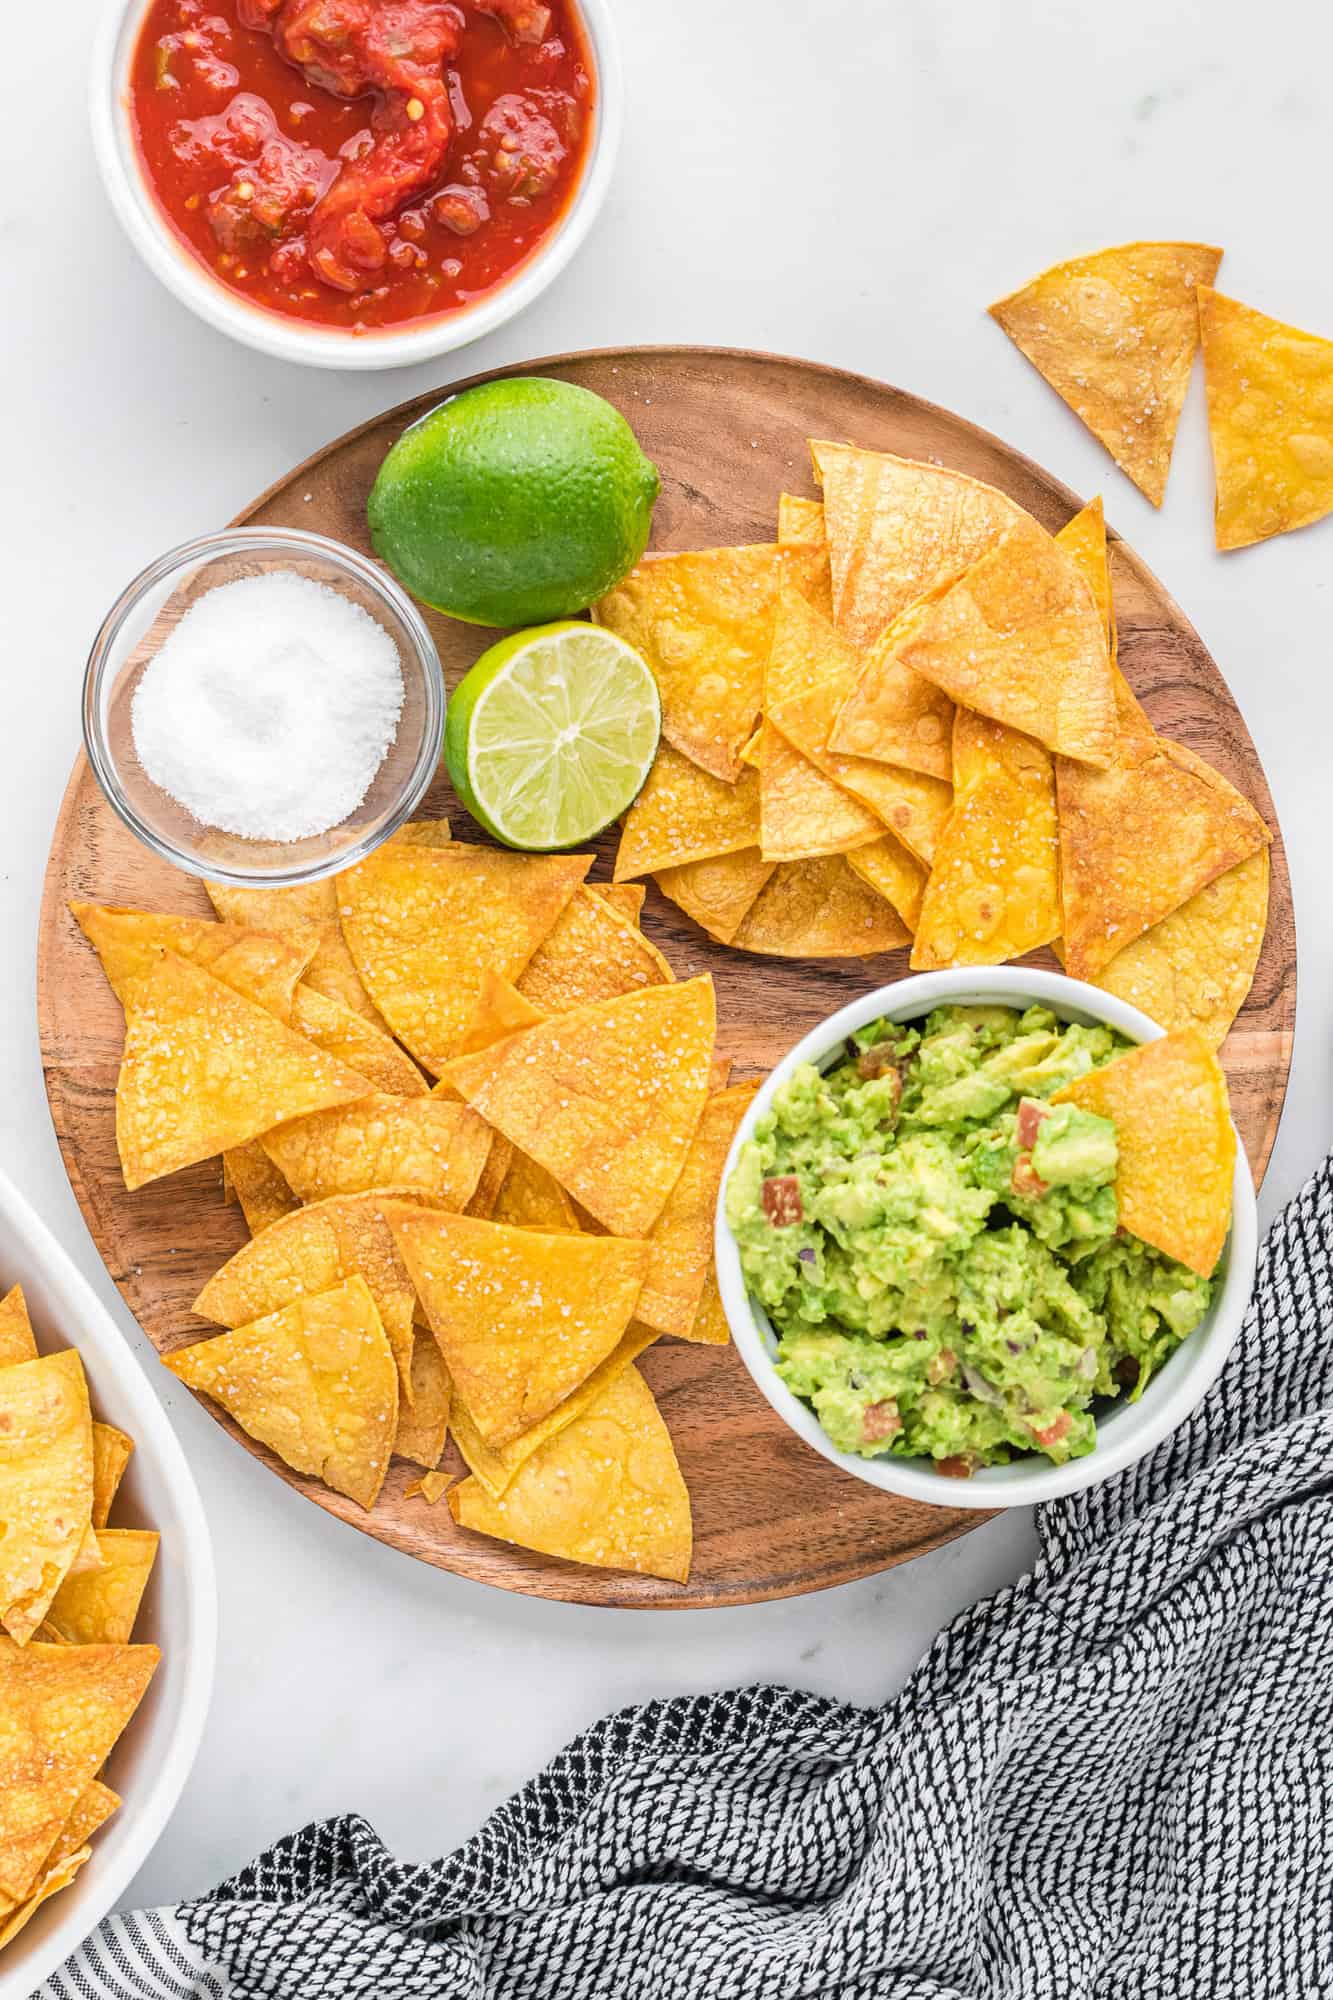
[1,0,1326,1909]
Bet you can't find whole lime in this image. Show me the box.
[367,377,661,627]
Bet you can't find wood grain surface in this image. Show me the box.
[37,347,1295,1609]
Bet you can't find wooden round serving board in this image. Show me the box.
[38,348,1295,1609]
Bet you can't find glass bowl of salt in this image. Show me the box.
[82,528,446,887]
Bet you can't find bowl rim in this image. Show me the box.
[714,966,1260,1511]
[89,0,624,371]
[0,1163,216,1994]
[81,525,446,888]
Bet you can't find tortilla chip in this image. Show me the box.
[0,1850,91,1947]
[1056,497,1116,651]
[166,1276,397,1510]
[757,721,882,862]
[911,712,1059,969]
[1,1776,123,1919]
[223,1142,298,1238]
[825,632,956,783]
[291,985,428,1097]
[614,743,760,881]
[686,1262,730,1346]
[732,856,910,958]
[91,1425,133,1531]
[438,978,716,1237]
[454,971,546,1060]
[406,1470,450,1504]
[1089,848,1269,1048]
[1053,1032,1235,1275]
[391,1212,650,1447]
[845,836,928,933]
[449,1365,691,1583]
[393,1329,452,1471]
[636,1083,759,1337]
[0,1352,93,1647]
[206,876,389,1027]
[492,1149,582,1232]
[72,903,318,1019]
[989,242,1223,505]
[0,1638,157,1905]
[890,513,1115,766]
[595,882,646,923]
[593,544,824,781]
[1196,284,1333,549]
[43,1529,158,1646]
[518,884,674,1012]
[339,842,589,1076]
[778,493,826,542]
[1059,732,1270,979]
[465,1136,512,1220]
[0,1285,37,1369]
[811,441,1024,647]
[654,850,776,945]
[115,952,369,1191]
[450,1322,659,1497]
[260,1095,492,1213]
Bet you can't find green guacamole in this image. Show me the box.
[725,1005,1214,1474]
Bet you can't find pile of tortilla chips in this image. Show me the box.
[0,1283,159,1952]
[594,449,1270,1045]
[72,828,769,1587]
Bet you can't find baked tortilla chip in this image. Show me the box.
[260,1095,491,1213]
[450,1322,659,1498]
[654,850,776,946]
[206,876,387,1027]
[595,882,646,924]
[115,952,369,1191]
[989,242,1223,504]
[732,856,910,958]
[1090,849,1269,1049]
[0,1777,122,1923]
[614,743,760,881]
[1054,1032,1235,1275]
[0,1352,93,1646]
[391,1212,649,1448]
[91,1424,133,1531]
[339,841,588,1075]
[894,513,1116,766]
[449,1364,691,1582]
[492,1149,582,1232]
[223,1142,299,1237]
[166,1276,397,1510]
[43,1529,158,1646]
[912,711,1059,969]
[391,818,454,849]
[0,1285,37,1369]
[826,622,956,782]
[0,1850,92,1948]
[845,836,928,933]
[518,884,674,1012]
[438,978,716,1237]
[291,985,428,1097]
[636,1083,759,1337]
[1056,496,1116,651]
[72,903,318,1019]
[776,493,834,619]
[686,1262,730,1346]
[392,1329,452,1471]
[454,971,546,1059]
[757,722,882,862]
[1197,284,1333,549]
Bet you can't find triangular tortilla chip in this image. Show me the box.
[0,1352,93,1646]
[811,440,1024,646]
[1088,848,1269,1049]
[1056,496,1116,652]
[43,1529,158,1646]
[260,1095,492,1213]
[439,978,715,1237]
[392,1329,451,1472]
[115,952,369,1191]
[1059,733,1270,978]
[0,1850,91,1947]
[912,711,1060,969]
[0,1638,157,1905]
[595,882,646,923]
[892,514,1116,766]
[339,841,589,1075]
[732,857,910,958]
[72,904,318,1019]
[654,851,776,946]
[776,494,834,618]
[614,743,760,881]
[758,721,883,862]
[391,1212,650,1447]
[206,876,388,1027]
[91,1425,134,1531]
[450,1323,659,1497]
[845,836,928,933]
[492,1149,582,1232]
[222,1142,299,1237]
[518,884,674,1012]
[165,1276,397,1510]
[1197,284,1333,548]
[1053,1032,1235,1275]
[989,242,1223,504]
[826,623,956,782]
[391,817,454,849]
[686,1262,730,1346]
[0,1777,122,1920]
[449,1364,691,1583]
[635,1083,760,1337]
[290,986,428,1097]
[0,1285,37,1369]
[454,971,546,1059]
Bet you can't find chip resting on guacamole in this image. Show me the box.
[654,850,776,946]
[1089,849,1270,1049]
[0,1351,94,1646]
[732,856,909,958]
[1197,284,1333,550]
[614,742,760,881]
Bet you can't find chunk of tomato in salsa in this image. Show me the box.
[129,0,593,332]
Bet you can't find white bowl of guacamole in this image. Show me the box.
[716,968,1258,1509]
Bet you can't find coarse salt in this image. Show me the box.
[131,570,405,842]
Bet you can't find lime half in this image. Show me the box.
[446,623,661,851]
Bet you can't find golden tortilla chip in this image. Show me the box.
[595,882,646,923]
[989,242,1223,505]
[686,1262,730,1346]
[73,903,318,1019]
[406,1470,450,1504]
[450,1322,658,1497]
[453,971,546,1060]
[393,1329,452,1471]
[757,722,882,862]
[2,1777,122,1919]
[0,1285,37,1369]
[518,884,674,1012]
[1197,284,1333,548]
[43,1530,158,1647]
[291,986,427,1097]
[811,440,1024,647]
[845,836,928,933]
[0,1638,157,1905]
[614,743,760,881]
[825,628,956,784]
[1059,733,1270,978]
[391,1212,650,1448]
[636,1083,759,1337]
[465,1138,512,1220]
[260,1095,491,1214]
[654,851,776,946]
[492,1149,582,1232]
[1053,1032,1235,1275]
[778,493,827,542]
[891,513,1116,766]
[0,1851,92,1948]
[339,842,588,1076]
[912,712,1059,969]
[732,857,910,958]
[223,1143,298,1237]
[91,1425,133,1531]
[1089,849,1269,1048]
[206,876,388,1027]
[115,952,368,1192]
[449,1364,691,1583]
[0,1352,93,1647]
[166,1276,397,1510]
[1056,496,1116,651]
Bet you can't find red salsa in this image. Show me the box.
[129,0,594,333]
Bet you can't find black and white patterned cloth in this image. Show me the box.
[43,1155,1333,2000]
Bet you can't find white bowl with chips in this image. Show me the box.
[715,967,1258,1512]
[0,1169,215,1997]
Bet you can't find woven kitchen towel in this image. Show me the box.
[42,1153,1333,2000]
